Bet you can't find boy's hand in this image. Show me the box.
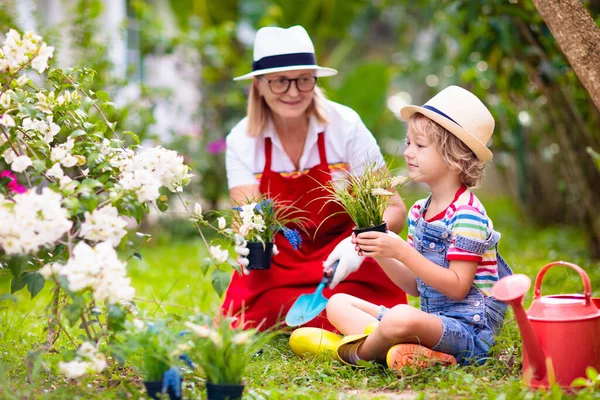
[354,231,405,259]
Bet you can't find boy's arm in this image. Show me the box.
[372,256,419,297]
[355,232,477,301]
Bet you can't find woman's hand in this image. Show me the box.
[234,235,279,275]
[353,231,406,259]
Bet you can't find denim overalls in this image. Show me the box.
[392,198,513,364]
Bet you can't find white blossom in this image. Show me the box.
[56,242,134,304]
[184,321,212,338]
[210,245,229,263]
[0,113,15,127]
[59,360,89,379]
[11,155,32,172]
[79,206,128,247]
[0,189,72,255]
[217,217,226,230]
[193,203,203,217]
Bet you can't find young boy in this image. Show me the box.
[321,86,513,372]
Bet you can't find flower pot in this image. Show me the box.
[144,378,182,400]
[353,221,387,236]
[206,382,245,400]
[246,242,273,270]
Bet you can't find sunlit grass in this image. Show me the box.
[1,194,599,398]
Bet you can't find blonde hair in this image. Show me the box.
[246,82,329,137]
[408,113,486,187]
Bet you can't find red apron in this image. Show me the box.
[221,132,407,331]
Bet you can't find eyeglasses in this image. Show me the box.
[258,76,318,94]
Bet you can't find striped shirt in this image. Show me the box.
[407,186,498,296]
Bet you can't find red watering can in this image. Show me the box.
[491,261,600,389]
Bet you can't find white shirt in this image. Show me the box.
[226,100,385,189]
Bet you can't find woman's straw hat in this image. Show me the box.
[400,86,494,162]
[234,26,337,81]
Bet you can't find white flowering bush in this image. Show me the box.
[0,29,198,379]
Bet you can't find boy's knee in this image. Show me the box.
[326,293,351,313]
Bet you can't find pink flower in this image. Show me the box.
[206,138,226,155]
[1,170,27,193]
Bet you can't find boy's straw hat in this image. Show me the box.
[234,26,337,81]
[400,86,494,162]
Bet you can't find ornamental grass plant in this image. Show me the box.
[184,315,278,385]
[320,161,409,230]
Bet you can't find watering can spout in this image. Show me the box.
[492,274,547,381]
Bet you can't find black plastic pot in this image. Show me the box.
[206,382,245,400]
[246,242,273,270]
[353,221,387,236]
[143,378,182,400]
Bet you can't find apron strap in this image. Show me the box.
[264,137,273,172]
[317,132,328,167]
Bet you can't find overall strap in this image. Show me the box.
[316,132,328,167]
[264,137,273,172]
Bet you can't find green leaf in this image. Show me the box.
[211,268,231,297]
[95,90,110,102]
[200,257,213,275]
[107,304,126,332]
[7,256,27,278]
[124,131,140,145]
[587,366,599,381]
[33,160,46,173]
[10,274,27,293]
[69,129,87,138]
[26,272,45,299]
[571,377,589,387]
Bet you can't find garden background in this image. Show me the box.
[1,0,600,398]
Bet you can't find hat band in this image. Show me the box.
[252,52,317,72]
[422,105,462,127]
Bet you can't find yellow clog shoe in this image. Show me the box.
[336,333,369,366]
[289,328,342,358]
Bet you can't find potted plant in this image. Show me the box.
[118,318,186,400]
[321,161,410,235]
[232,197,306,270]
[184,315,277,400]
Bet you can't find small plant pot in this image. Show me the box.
[353,221,387,236]
[206,382,245,400]
[246,242,273,270]
[144,378,182,400]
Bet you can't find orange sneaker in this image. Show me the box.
[386,344,457,374]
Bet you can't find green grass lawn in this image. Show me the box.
[1,195,600,399]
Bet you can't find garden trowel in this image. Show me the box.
[285,261,339,327]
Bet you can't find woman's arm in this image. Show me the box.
[230,184,260,207]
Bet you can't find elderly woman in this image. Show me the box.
[221,26,407,331]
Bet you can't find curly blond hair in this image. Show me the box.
[408,113,486,187]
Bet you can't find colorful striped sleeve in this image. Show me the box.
[447,205,489,262]
[406,201,424,248]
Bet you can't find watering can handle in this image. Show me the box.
[534,261,592,303]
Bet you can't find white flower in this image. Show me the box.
[371,188,394,196]
[217,217,226,230]
[193,203,203,217]
[39,263,61,279]
[210,245,229,263]
[46,163,64,179]
[31,43,54,73]
[15,75,29,87]
[209,331,223,347]
[0,92,12,109]
[79,206,128,247]
[59,360,89,379]
[184,321,212,338]
[132,319,145,332]
[0,188,72,255]
[11,155,32,172]
[0,113,15,127]
[77,342,97,359]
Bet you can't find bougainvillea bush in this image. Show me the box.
[0,28,202,378]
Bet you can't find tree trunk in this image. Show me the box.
[532,0,600,111]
